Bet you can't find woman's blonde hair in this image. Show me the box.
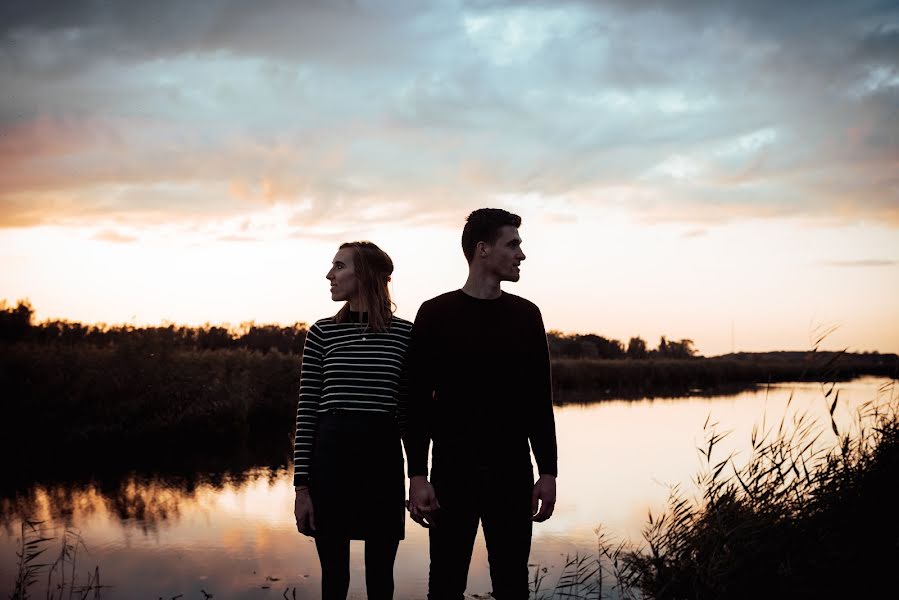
[334,241,395,332]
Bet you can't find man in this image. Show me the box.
[404,208,558,600]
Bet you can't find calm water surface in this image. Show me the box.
[2,377,894,599]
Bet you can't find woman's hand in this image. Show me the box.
[294,487,317,536]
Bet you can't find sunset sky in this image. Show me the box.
[1,0,897,356]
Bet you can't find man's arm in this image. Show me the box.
[403,301,435,478]
[528,305,558,522]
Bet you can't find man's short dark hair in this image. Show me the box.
[461,208,522,264]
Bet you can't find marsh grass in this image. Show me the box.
[10,520,52,599]
[531,552,601,599]
[611,379,898,599]
[0,342,300,474]
[530,374,898,600]
[11,520,107,600]
[529,526,639,600]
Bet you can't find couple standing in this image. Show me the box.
[293,208,558,600]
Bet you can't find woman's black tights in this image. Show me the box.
[314,536,400,600]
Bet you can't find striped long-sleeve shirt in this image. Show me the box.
[293,314,413,487]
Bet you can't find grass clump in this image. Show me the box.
[528,379,899,600]
[529,527,635,600]
[10,520,106,600]
[612,380,899,599]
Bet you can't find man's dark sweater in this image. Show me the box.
[404,290,558,480]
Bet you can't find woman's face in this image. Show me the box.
[327,247,360,304]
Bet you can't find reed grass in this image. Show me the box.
[531,552,601,599]
[10,520,107,600]
[526,376,899,600]
[615,380,899,599]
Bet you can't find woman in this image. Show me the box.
[293,241,412,600]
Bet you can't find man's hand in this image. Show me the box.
[531,474,556,522]
[408,475,440,528]
[294,487,316,536]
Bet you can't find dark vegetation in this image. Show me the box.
[551,351,898,400]
[576,380,899,600]
[1,299,896,476]
[0,299,308,354]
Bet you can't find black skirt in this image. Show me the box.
[309,410,406,540]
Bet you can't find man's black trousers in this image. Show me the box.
[427,467,534,600]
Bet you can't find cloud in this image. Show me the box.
[216,234,261,243]
[540,212,579,225]
[819,259,897,268]
[91,229,137,243]
[0,0,896,230]
[0,0,431,74]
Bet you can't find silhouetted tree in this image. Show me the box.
[626,336,648,359]
[547,331,626,359]
[652,336,698,358]
[667,338,698,358]
[547,331,581,358]
[581,334,626,358]
[660,336,669,355]
[0,299,34,342]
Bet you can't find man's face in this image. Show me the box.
[484,225,526,282]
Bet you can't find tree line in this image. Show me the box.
[546,331,698,359]
[0,299,308,354]
[1,299,699,359]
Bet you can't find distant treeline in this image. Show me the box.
[0,300,309,354]
[552,352,899,400]
[1,299,698,359]
[3,299,896,377]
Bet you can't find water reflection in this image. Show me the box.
[0,470,283,536]
[1,377,893,599]
[1,469,329,599]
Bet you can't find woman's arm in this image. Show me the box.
[294,323,325,487]
[293,323,325,536]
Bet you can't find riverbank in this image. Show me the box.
[553,351,897,400]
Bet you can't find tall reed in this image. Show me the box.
[613,379,899,599]
[9,521,106,600]
[528,376,898,600]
